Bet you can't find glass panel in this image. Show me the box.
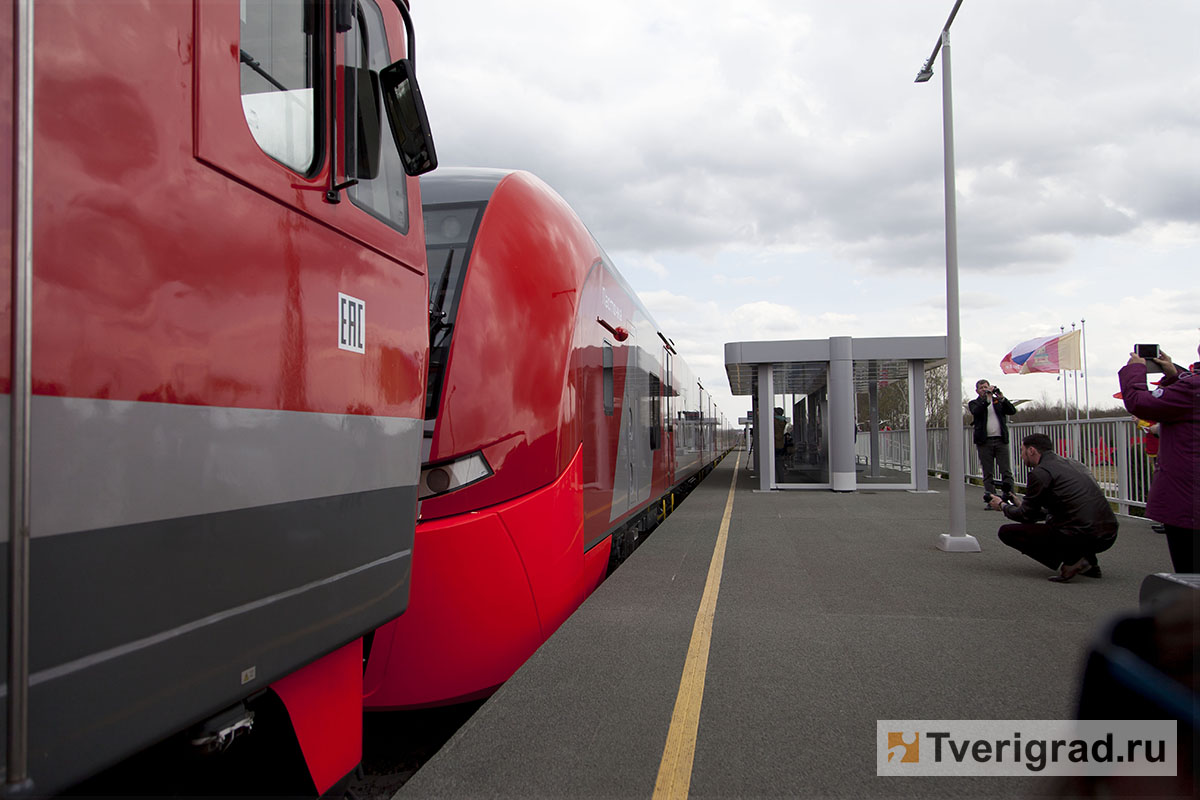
[424,203,485,418]
[853,359,912,485]
[603,343,614,416]
[345,0,410,231]
[649,373,662,450]
[772,361,829,485]
[240,0,317,173]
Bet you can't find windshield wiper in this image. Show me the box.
[240,49,289,92]
[429,248,455,340]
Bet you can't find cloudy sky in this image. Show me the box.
[411,0,1199,422]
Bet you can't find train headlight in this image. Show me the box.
[418,452,493,499]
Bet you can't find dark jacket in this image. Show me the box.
[1001,451,1119,541]
[1118,364,1198,528]
[968,393,1017,445]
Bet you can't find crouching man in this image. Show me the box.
[987,433,1119,582]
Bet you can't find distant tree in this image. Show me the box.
[856,378,911,430]
[1013,399,1130,422]
[925,364,949,427]
[880,379,910,429]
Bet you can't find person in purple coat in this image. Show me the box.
[1118,341,1199,572]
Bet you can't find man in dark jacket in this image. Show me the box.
[969,379,1017,505]
[1119,342,1198,572]
[987,433,1119,582]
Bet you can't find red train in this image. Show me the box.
[3,0,435,794]
[363,169,735,710]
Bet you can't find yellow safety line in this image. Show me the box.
[653,452,740,800]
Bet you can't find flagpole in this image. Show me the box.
[1060,325,1068,424]
[1081,318,1090,419]
[1072,323,1080,422]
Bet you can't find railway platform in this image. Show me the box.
[395,449,1183,799]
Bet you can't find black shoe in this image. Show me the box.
[1080,565,1102,578]
[1151,523,1166,534]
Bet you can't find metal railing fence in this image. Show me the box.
[923,418,1155,515]
[854,429,911,472]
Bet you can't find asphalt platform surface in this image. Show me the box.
[395,449,1182,799]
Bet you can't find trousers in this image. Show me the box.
[1163,525,1197,573]
[998,522,1116,571]
[976,437,1013,497]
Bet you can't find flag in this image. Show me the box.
[1000,330,1082,374]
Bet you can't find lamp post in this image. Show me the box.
[916,0,979,552]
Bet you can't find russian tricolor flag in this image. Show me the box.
[1000,330,1082,374]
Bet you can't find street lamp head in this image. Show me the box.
[915,66,934,83]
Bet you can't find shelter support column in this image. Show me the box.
[756,364,773,492]
[828,337,855,491]
[868,380,881,478]
[909,360,930,491]
[750,393,760,475]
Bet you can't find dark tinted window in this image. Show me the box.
[603,343,614,416]
[649,373,661,449]
[424,203,485,418]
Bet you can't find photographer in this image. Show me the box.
[969,379,1017,506]
[1118,341,1199,572]
[988,433,1118,582]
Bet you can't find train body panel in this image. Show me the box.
[365,169,730,709]
[4,1,430,793]
[364,446,589,708]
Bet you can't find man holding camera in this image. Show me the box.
[969,379,1017,506]
[988,433,1119,582]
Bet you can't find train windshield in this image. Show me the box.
[425,202,485,419]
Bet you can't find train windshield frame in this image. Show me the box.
[424,201,486,419]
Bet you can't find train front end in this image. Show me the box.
[363,169,604,708]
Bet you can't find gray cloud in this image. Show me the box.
[421,1,1197,279]
[413,0,1198,414]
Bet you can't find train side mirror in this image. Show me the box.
[379,58,438,176]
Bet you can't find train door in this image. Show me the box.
[662,345,675,486]
[610,333,651,522]
[626,347,639,509]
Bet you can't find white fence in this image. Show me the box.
[854,429,911,473]
[923,418,1154,516]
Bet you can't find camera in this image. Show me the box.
[990,386,1001,395]
[984,492,1013,507]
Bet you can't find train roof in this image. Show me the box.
[419,167,516,205]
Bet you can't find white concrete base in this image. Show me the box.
[907,489,940,494]
[832,471,856,492]
[936,533,981,552]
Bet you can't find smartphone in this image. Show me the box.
[1135,343,1163,373]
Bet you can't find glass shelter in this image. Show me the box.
[725,336,946,492]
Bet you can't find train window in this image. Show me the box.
[603,343,614,416]
[649,373,661,450]
[239,0,319,174]
[425,203,485,419]
[344,0,409,232]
